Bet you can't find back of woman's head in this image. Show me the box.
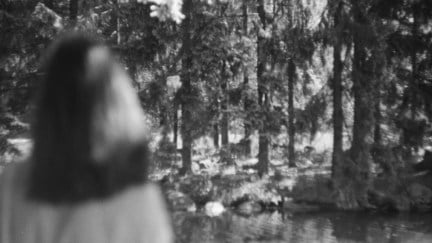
[28,32,150,204]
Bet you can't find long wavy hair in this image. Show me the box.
[28,33,150,204]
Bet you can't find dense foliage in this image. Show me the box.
[1,0,432,210]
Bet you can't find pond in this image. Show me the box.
[173,210,432,243]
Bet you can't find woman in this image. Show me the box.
[0,33,173,243]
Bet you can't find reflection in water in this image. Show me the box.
[173,211,432,243]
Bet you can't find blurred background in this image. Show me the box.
[1,0,432,242]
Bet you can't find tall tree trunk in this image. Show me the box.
[180,101,192,174]
[173,106,178,148]
[221,66,229,146]
[159,105,169,143]
[410,7,421,149]
[410,8,418,118]
[332,1,344,178]
[242,0,251,155]
[213,96,220,148]
[219,5,229,148]
[243,74,252,155]
[69,0,78,24]
[213,124,219,148]
[256,0,270,175]
[111,0,121,45]
[399,6,419,149]
[288,59,296,168]
[374,88,382,146]
[257,57,269,175]
[346,1,374,208]
[179,0,193,174]
[116,19,121,45]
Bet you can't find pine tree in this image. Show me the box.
[331,0,344,178]
[179,0,194,174]
[255,0,271,175]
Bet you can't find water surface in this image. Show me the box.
[173,210,432,243]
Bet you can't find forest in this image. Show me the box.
[1,0,432,241]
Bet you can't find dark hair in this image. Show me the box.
[28,33,150,204]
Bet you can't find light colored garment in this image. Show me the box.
[0,162,173,243]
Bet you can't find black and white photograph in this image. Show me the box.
[1,0,432,242]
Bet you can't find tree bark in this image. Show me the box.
[213,124,219,148]
[410,8,418,118]
[257,56,270,175]
[256,0,270,175]
[409,7,421,149]
[221,65,229,146]
[374,88,382,146]
[288,58,296,168]
[332,1,344,178]
[180,101,192,174]
[242,0,251,155]
[159,105,169,143]
[173,106,178,148]
[349,1,374,207]
[179,0,193,174]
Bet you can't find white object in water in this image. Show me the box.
[204,201,225,217]
[221,165,236,176]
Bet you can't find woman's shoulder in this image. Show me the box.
[126,183,173,242]
[74,183,173,243]
[107,183,167,210]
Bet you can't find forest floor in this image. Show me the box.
[151,157,334,215]
[152,152,432,215]
[1,114,432,215]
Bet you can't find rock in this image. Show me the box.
[221,165,236,176]
[191,161,200,173]
[368,190,397,211]
[179,174,213,205]
[166,190,196,212]
[204,201,225,217]
[277,177,296,191]
[291,174,334,205]
[408,183,432,199]
[408,183,432,210]
[371,183,432,212]
[219,179,283,207]
[283,198,320,213]
[235,200,263,216]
